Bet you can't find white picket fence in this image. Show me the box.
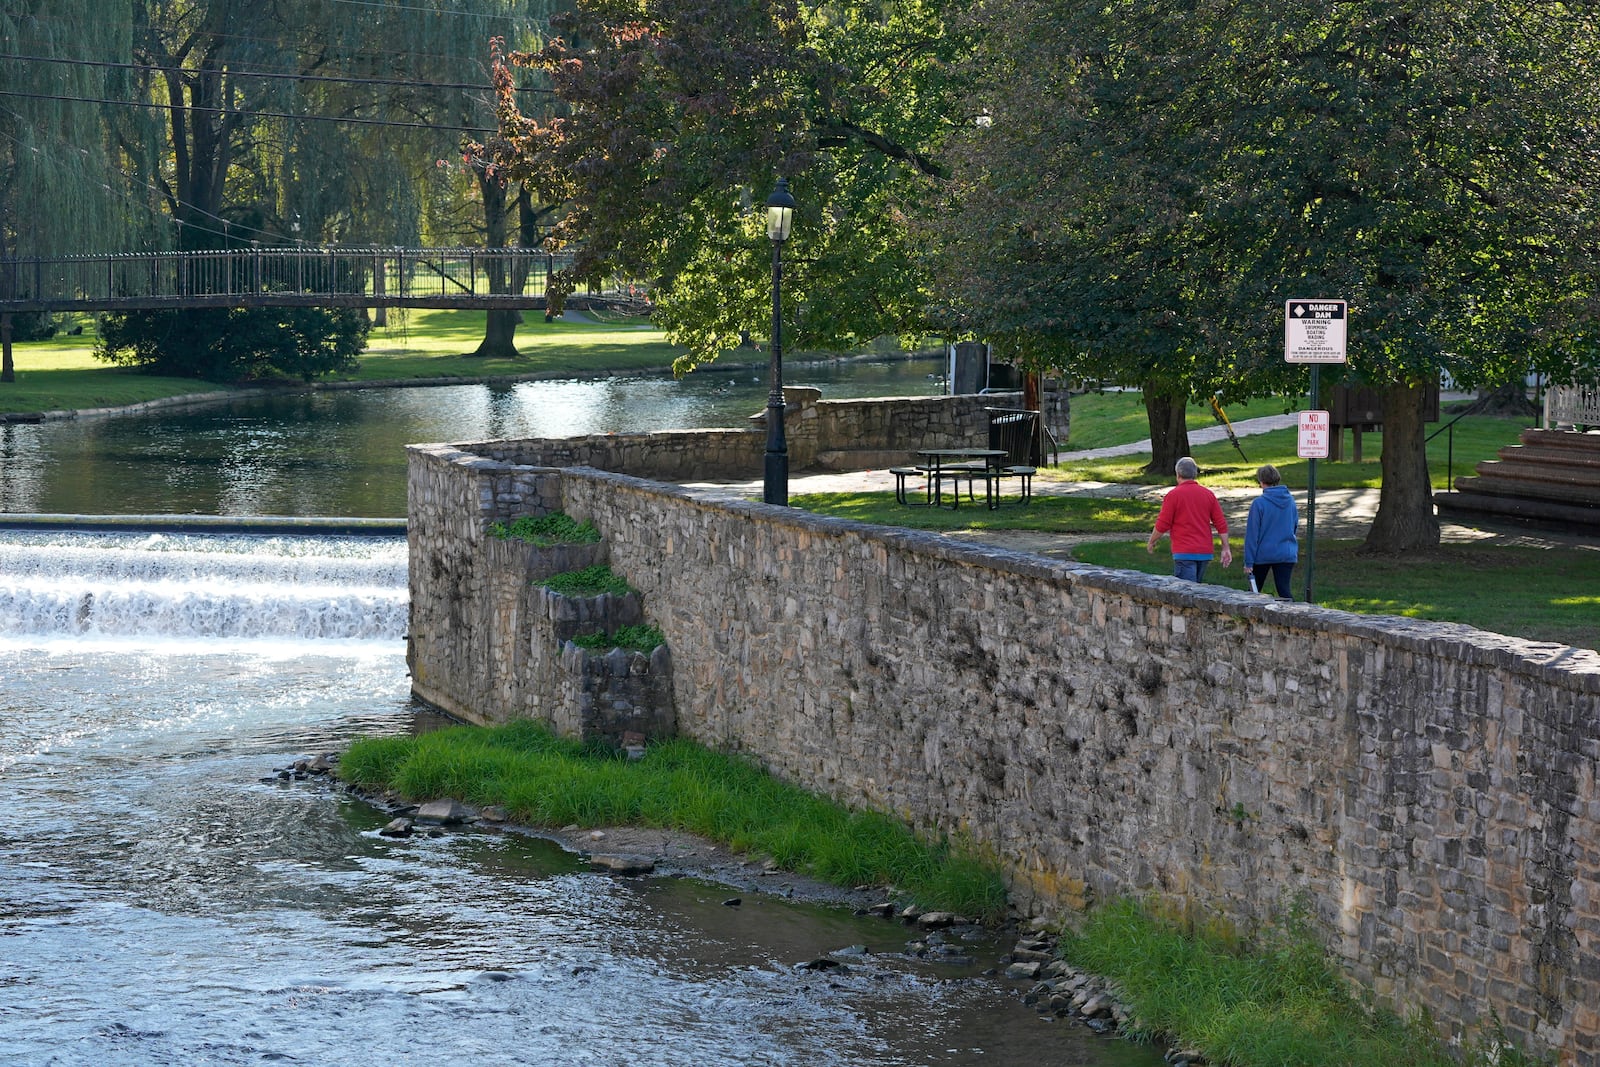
[1544,383,1600,429]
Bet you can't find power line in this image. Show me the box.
[0,87,494,135]
[0,110,239,240]
[0,52,551,95]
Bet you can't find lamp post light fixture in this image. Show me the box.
[763,177,796,506]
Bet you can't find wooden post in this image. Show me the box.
[373,249,387,327]
[2,312,14,383]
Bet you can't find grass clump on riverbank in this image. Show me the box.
[339,720,1007,919]
[1062,898,1549,1067]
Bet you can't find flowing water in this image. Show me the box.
[0,530,1161,1067]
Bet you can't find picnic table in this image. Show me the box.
[891,448,1025,509]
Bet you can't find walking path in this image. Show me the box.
[683,411,1598,561]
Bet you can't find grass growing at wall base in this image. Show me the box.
[338,720,1007,920]
[1061,897,1551,1067]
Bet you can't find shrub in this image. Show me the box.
[95,306,367,382]
[488,512,601,545]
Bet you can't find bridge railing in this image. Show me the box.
[0,247,588,312]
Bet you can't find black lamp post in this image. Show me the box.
[763,177,795,506]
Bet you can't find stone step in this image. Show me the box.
[1481,446,1600,472]
[1471,459,1600,489]
[1436,490,1600,531]
[1517,428,1600,452]
[1453,471,1600,508]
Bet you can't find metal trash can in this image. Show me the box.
[986,408,1040,465]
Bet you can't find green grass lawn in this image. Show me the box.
[1059,390,1249,451]
[793,490,1154,534]
[346,307,691,380]
[795,488,1600,651]
[1071,537,1600,650]
[0,307,695,414]
[1049,412,1532,490]
[0,320,239,411]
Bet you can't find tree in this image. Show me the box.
[931,0,1600,549]
[480,0,971,371]
[1,0,160,381]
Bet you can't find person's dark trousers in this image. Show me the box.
[1252,562,1295,598]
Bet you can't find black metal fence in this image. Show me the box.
[0,247,588,313]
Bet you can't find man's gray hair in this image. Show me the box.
[1175,456,1199,480]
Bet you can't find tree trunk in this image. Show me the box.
[2,313,14,384]
[1474,379,1538,417]
[471,170,520,358]
[1362,381,1441,553]
[475,310,524,357]
[1142,382,1192,475]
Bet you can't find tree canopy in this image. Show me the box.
[481,0,970,370]
[928,0,1600,550]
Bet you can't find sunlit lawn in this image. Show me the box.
[0,307,695,414]
[1050,414,1533,490]
[1069,538,1600,651]
[1061,390,1284,451]
[792,491,1153,534]
[795,486,1600,651]
[347,307,690,380]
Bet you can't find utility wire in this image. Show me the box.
[0,88,495,135]
[6,12,551,74]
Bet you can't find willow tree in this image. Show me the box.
[479,0,971,370]
[933,0,1600,551]
[0,0,164,380]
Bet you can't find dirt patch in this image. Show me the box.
[340,778,889,913]
[533,823,888,911]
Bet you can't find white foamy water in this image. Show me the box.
[0,529,407,650]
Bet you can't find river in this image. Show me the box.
[0,528,1162,1066]
[0,357,947,518]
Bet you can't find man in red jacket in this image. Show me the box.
[1146,456,1232,583]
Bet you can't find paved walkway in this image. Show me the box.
[682,411,1598,561]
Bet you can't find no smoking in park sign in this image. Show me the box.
[1284,299,1348,364]
[1298,410,1331,459]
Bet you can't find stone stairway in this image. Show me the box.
[1436,428,1600,531]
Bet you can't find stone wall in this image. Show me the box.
[459,388,1067,480]
[405,443,1600,1066]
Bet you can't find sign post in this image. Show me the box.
[1284,299,1348,604]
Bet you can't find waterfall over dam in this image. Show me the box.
[0,529,408,648]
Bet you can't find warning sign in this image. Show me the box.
[1285,299,1348,364]
[1298,410,1331,459]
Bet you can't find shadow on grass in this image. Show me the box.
[1071,538,1600,651]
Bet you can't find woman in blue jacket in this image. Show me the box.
[1243,464,1299,598]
